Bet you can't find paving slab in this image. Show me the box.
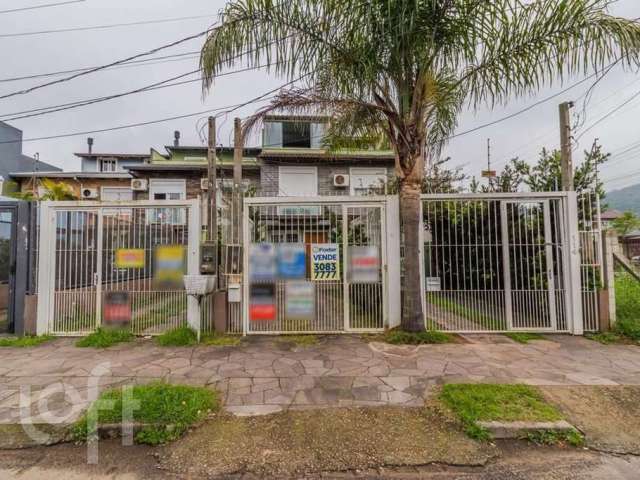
[0,334,639,432]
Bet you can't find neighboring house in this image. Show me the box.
[600,209,623,230]
[0,121,60,194]
[258,115,395,197]
[622,230,640,259]
[125,132,261,203]
[10,138,148,200]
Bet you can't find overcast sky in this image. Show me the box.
[1,0,639,192]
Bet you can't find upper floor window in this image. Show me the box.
[264,121,326,149]
[99,158,117,172]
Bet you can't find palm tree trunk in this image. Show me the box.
[399,176,425,332]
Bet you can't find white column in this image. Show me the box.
[186,199,202,337]
[566,192,584,335]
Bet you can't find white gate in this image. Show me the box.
[242,196,400,334]
[36,200,200,336]
[420,192,583,334]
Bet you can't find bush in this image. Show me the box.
[383,329,453,345]
[72,382,218,445]
[156,326,197,347]
[76,328,133,349]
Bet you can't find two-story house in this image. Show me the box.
[10,138,148,200]
[258,115,395,198]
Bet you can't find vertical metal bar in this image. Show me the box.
[501,201,513,330]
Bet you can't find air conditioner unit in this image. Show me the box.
[131,179,148,191]
[333,174,350,187]
[81,187,99,199]
[200,178,209,190]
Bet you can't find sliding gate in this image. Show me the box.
[36,200,200,336]
[243,197,391,334]
[420,193,582,334]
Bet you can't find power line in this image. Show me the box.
[575,87,640,141]
[0,76,306,145]
[0,13,215,38]
[0,50,200,83]
[1,64,268,121]
[445,70,601,142]
[0,0,84,15]
[0,28,213,101]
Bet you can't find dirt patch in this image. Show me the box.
[540,386,640,455]
[159,404,497,478]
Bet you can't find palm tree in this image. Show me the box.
[200,0,640,332]
[10,179,77,201]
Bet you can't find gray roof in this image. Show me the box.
[9,171,130,179]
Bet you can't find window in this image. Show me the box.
[101,187,134,217]
[101,187,133,202]
[278,166,317,196]
[282,122,311,148]
[350,168,387,196]
[148,179,186,224]
[99,158,117,172]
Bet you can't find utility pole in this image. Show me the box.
[32,152,39,196]
[487,138,491,189]
[559,101,575,191]
[233,118,243,246]
[207,116,218,273]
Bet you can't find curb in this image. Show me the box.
[477,420,578,439]
[0,423,72,449]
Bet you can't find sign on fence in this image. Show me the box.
[115,248,145,269]
[311,244,340,281]
[348,246,380,283]
[285,281,315,322]
[277,244,306,279]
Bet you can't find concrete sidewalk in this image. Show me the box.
[1,334,639,424]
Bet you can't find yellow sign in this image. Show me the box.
[115,249,145,269]
[155,245,185,286]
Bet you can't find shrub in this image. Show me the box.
[156,326,197,347]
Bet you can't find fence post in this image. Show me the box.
[36,201,52,335]
[601,229,618,329]
[566,192,584,335]
[387,196,401,329]
[186,200,202,337]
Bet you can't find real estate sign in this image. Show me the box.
[311,244,340,281]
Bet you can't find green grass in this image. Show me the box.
[526,429,585,447]
[72,382,218,445]
[155,326,197,347]
[426,293,504,330]
[614,272,640,341]
[76,328,133,349]
[277,335,318,346]
[586,273,640,344]
[0,335,54,347]
[504,332,544,344]
[586,331,624,345]
[381,328,453,345]
[201,332,242,347]
[440,384,563,440]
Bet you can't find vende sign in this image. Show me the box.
[311,244,340,281]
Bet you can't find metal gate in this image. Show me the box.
[420,192,583,334]
[242,197,394,334]
[36,200,200,336]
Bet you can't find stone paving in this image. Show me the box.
[1,334,640,424]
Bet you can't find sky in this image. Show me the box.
[1,0,639,193]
